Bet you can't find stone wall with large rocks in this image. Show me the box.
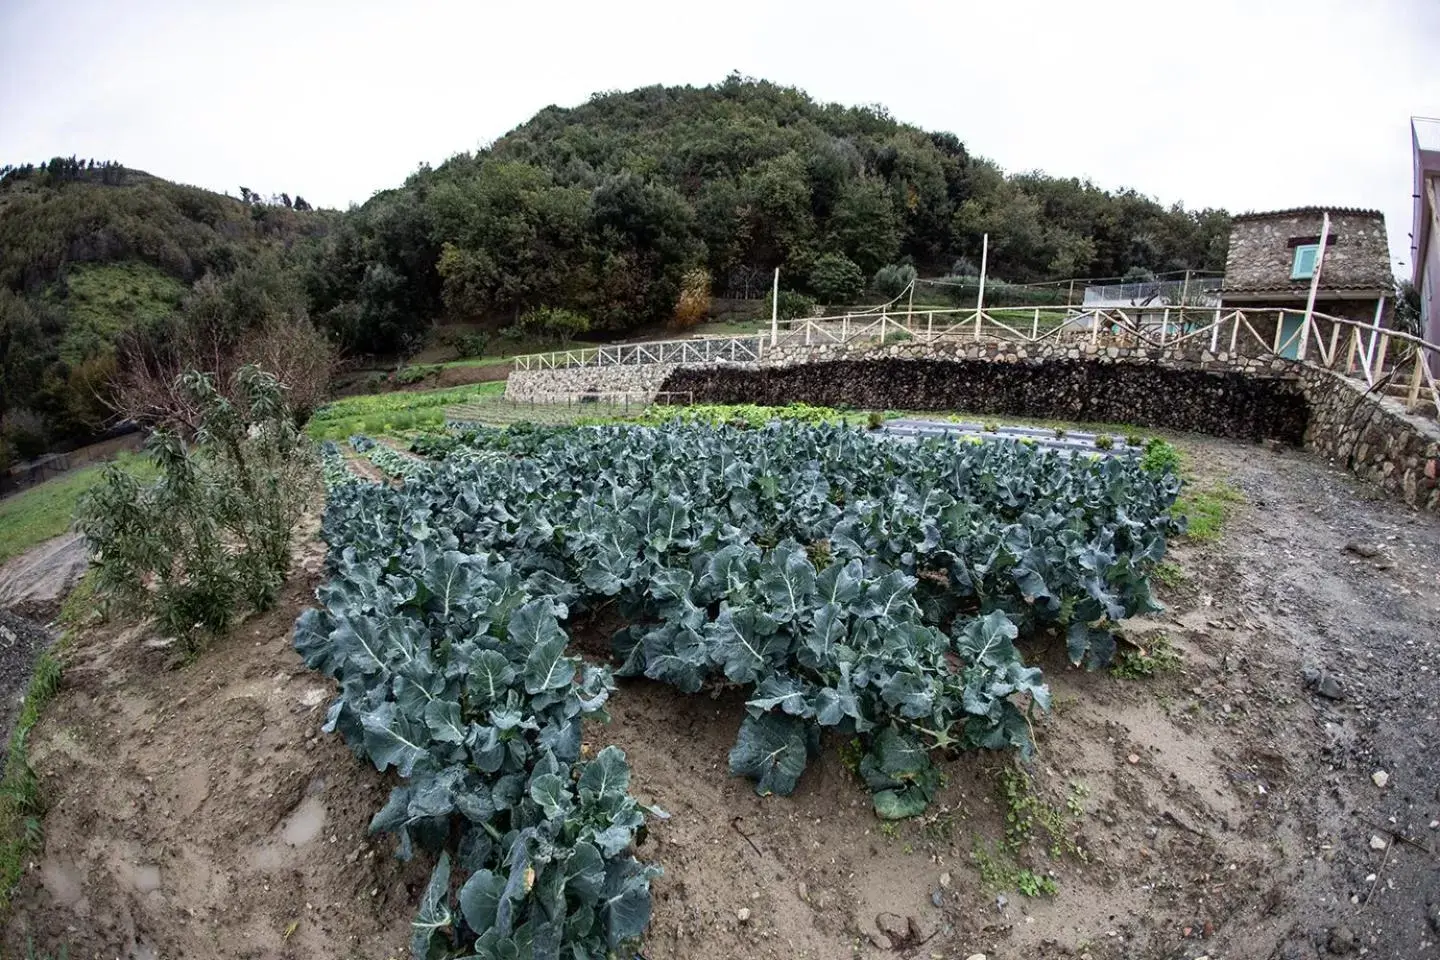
[1298,367,1440,511]
[505,363,678,402]
[661,355,1311,442]
[504,334,1440,512]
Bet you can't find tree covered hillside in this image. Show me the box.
[2,78,1232,465]
[308,76,1230,353]
[0,159,331,460]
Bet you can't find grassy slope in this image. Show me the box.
[307,381,506,440]
[53,261,187,363]
[0,453,153,565]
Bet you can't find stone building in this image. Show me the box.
[1219,207,1393,358]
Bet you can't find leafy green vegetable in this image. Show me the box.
[299,417,1183,956]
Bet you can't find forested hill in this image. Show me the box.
[2,78,1231,464]
[0,158,331,454]
[309,76,1230,353]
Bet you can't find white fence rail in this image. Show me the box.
[512,336,766,370]
[512,306,1440,418]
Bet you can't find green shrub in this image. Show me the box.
[872,263,918,298]
[1140,438,1182,476]
[75,366,317,648]
[867,411,885,430]
[1,410,48,461]
[761,289,818,323]
[1093,433,1114,450]
[449,331,490,359]
[519,306,591,344]
[1124,431,1144,447]
[808,253,865,304]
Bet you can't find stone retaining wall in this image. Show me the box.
[505,363,678,402]
[662,356,1311,443]
[1298,367,1440,511]
[504,336,1440,512]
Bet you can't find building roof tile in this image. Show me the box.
[1231,206,1385,223]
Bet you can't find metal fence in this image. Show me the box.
[1080,278,1224,308]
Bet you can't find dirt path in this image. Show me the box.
[5,436,1439,960]
[1170,438,1440,959]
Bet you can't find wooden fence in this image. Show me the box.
[512,306,1440,418]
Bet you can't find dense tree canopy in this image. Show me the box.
[0,159,331,461]
[1,79,1233,461]
[307,76,1230,352]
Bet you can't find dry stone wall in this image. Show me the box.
[504,336,1440,512]
[662,356,1311,443]
[1298,367,1440,511]
[505,364,677,402]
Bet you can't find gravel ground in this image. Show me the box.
[1179,436,1440,959]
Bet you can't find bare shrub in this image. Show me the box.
[114,315,333,432]
[670,267,711,331]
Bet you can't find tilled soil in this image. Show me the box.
[4,435,1439,960]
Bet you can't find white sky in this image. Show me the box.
[2,0,1437,275]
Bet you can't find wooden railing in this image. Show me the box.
[512,336,766,370]
[511,306,1440,418]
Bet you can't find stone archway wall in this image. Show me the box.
[660,357,1311,443]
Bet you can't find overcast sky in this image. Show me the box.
[2,0,1437,273]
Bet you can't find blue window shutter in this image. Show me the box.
[1291,245,1318,280]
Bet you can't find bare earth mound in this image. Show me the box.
[6,437,1440,960]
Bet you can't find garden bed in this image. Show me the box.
[7,432,1440,959]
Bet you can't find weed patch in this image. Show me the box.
[999,764,1086,860]
[972,841,1059,898]
[0,649,64,910]
[1152,561,1186,587]
[1178,481,1244,542]
[1112,634,1183,680]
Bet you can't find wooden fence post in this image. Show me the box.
[1408,351,1424,409]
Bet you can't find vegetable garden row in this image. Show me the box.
[298,420,1184,959]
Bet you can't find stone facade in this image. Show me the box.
[1222,208,1393,299]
